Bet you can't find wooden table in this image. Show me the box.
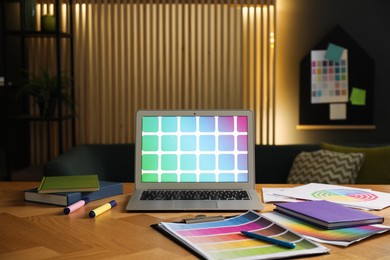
[1,182,390,259]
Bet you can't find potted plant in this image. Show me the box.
[19,67,73,117]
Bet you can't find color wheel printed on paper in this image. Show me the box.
[311,189,378,202]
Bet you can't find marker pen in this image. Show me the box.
[89,200,117,218]
[241,231,296,249]
[64,198,90,215]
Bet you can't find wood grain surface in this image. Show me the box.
[1,182,389,259]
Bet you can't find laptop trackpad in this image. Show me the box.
[174,201,218,209]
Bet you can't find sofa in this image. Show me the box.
[44,143,390,184]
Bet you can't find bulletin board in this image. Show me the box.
[298,25,375,129]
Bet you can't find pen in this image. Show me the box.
[64,197,90,214]
[89,200,117,218]
[241,231,296,249]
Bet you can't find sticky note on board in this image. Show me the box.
[330,103,347,120]
[350,87,366,106]
[325,43,345,63]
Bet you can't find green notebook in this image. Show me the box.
[38,175,100,193]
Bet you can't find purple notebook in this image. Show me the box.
[274,200,384,229]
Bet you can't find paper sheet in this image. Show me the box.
[273,183,390,210]
[262,188,303,203]
[330,103,347,120]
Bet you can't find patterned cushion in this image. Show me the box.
[287,149,364,184]
[321,143,390,184]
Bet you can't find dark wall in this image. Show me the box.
[277,0,390,144]
[1,2,6,180]
[1,2,5,148]
[1,2,30,179]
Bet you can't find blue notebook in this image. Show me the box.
[25,181,123,206]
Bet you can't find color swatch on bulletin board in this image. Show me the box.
[156,211,328,259]
[299,26,375,126]
[311,49,349,104]
[325,43,345,62]
[350,87,367,106]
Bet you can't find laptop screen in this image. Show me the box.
[140,114,249,184]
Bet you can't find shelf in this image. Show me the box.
[2,0,76,179]
[6,30,72,38]
[296,125,376,130]
[10,114,74,122]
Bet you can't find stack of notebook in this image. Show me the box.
[274,200,384,229]
[24,175,123,206]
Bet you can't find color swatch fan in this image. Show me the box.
[152,211,329,259]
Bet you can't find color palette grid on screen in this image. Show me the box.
[162,211,323,259]
[311,50,349,104]
[141,116,249,183]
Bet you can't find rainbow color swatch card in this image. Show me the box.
[311,49,349,104]
[264,212,390,247]
[155,211,329,259]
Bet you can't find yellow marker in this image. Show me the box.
[89,200,117,218]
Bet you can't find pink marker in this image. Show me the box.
[64,198,90,214]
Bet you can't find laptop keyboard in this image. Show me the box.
[140,190,250,200]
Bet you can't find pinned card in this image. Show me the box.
[350,87,366,106]
[330,103,347,120]
[325,43,345,63]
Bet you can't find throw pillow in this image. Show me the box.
[287,149,364,184]
[321,143,390,184]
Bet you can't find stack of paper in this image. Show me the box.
[263,183,390,210]
[262,183,390,246]
[263,212,390,247]
[274,200,384,229]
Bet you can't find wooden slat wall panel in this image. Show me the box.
[29,0,275,165]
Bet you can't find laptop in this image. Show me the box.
[126,110,263,211]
